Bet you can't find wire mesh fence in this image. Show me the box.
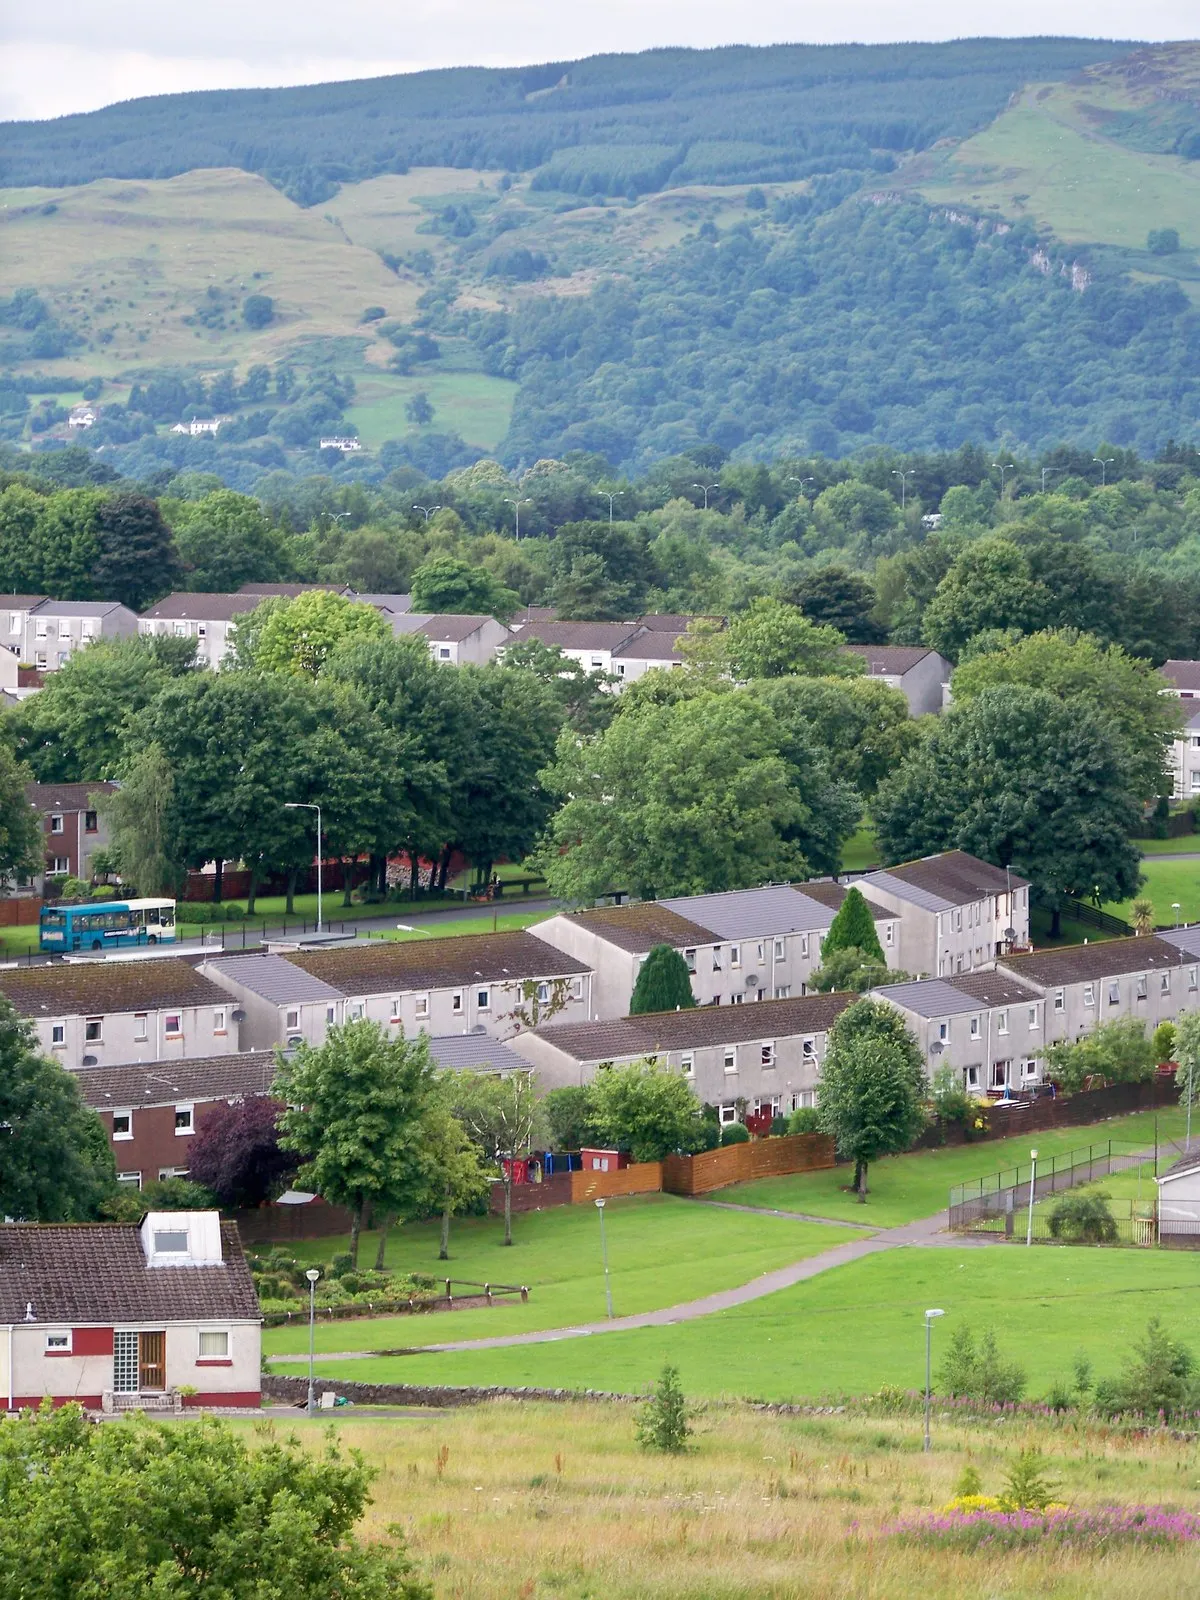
[948,1140,1152,1229]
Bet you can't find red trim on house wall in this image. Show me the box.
[9,1396,104,1411]
[44,1350,73,1357]
[181,1390,261,1407]
[72,1327,114,1356]
[195,1359,233,1367]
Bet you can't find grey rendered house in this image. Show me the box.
[871,970,1049,1094]
[138,592,262,668]
[859,851,1030,978]
[533,883,900,1020]
[0,959,241,1070]
[1156,1150,1200,1241]
[996,934,1196,1046]
[200,953,347,1049]
[843,644,952,716]
[1158,660,1200,800]
[25,600,138,670]
[511,992,854,1124]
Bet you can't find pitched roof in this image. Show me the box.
[419,614,506,643]
[663,882,894,939]
[947,971,1046,1007]
[203,952,346,1005]
[1157,1149,1200,1183]
[876,971,1045,1020]
[344,591,413,614]
[0,1220,260,1324]
[1000,935,1186,988]
[238,582,340,596]
[31,600,132,619]
[141,592,262,622]
[637,613,713,632]
[562,902,721,954]
[1,595,48,609]
[1157,927,1200,960]
[612,631,685,661]
[283,930,590,991]
[0,958,233,1018]
[864,851,1029,913]
[528,992,855,1063]
[26,781,116,812]
[72,1051,276,1108]
[512,621,640,652]
[844,644,942,676]
[427,1034,532,1073]
[1160,660,1200,694]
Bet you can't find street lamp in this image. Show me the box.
[923,1309,945,1452]
[1172,903,1181,928]
[693,483,720,511]
[1026,1148,1039,1246]
[992,461,1016,493]
[786,475,816,497]
[1093,456,1115,487]
[504,497,532,539]
[892,469,913,509]
[600,491,624,525]
[412,504,442,524]
[1040,467,1064,492]
[283,802,323,931]
[595,1198,614,1318]
[305,1268,321,1416]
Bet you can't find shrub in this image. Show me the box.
[1001,1448,1061,1511]
[720,1121,750,1145]
[243,293,274,328]
[635,1364,694,1453]
[1047,1189,1119,1244]
[1147,227,1180,255]
[787,1107,821,1134]
[1152,1021,1176,1063]
[769,1114,790,1136]
[930,1061,973,1133]
[938,1324,1027,1404]
[1094,1317,1198,1418]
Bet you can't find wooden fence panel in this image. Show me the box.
[662,1133,835,1197]
[570,1162,664,1203]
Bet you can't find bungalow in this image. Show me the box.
[511,992,855,1123]
[26,780,117,891]
[1156,1150,1200,1243]
[0,959,241,1069]
[859,851,1030,978]
[67,406,97,429]
[996,934,1195,1043]
[843,644,952,716]
[24,600,138,671]
[0,1212,261,1411]
[73,1051,276,1190]
[871,971,1048,1095]
[533,883,901,1019]
[319,436,362,452]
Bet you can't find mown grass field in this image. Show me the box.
[303,1243,1200,1403]
[343,367,516,451]
[251,1402,1200,1600]
[1110,855,1200,925]
[1139,835,1200,856]
[264,1195,859,1356]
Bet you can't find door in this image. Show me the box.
[138,1331,166,1392]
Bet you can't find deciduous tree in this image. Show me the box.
[587,1058,709,1162]
[0,739,41,886]
[817,999,926,1198]
[449,1071,547,1246]
[185,1096,299,1211]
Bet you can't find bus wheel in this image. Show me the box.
[147,934,158,944]
[91,939,102,950]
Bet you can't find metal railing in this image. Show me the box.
[261,1278,530,1327]
[948,1140,1149,1229]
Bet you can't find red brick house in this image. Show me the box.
[25,781,117,891]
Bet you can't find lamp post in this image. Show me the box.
[1026,1148,1039,1246]
[305,1267,321,1416]
[693,483,719,511]
[992,461,1016,493]
[786,475,816,497]
[923,1309,945,1452]
[600,491,624,525]
[892,469,913,509]
[595,1198,614,1318]
[1093,456,1115,487]
[412,504,442,524]
[1040,467,1064,492]
[283,802,322,931]
[1172,902,1181,928]
[504,497,532,539]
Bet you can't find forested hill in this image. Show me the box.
[1,39,1134,203]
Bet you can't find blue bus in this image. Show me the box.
[39,898,177,954]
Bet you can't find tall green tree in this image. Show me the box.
[247,591,390,678]
[821,886,885,963]
[873,686,1143,938]
[423,1090,491,1261]
[921,537,1050,661]
[629,944,696,1014]
[91,492,181,610]
[817,1000,927,1199]
[0,1002,117,1220]
[450,1071,547,1246]
[748,674,917,799]
[166,488,293,592]
[0,739,41,887]
[1175,1011,1200,1116]
[783,564,886,642]
[588,1058,709,1162]
[410,556,519,618]
[722,598,862,680]
[274,1020,441,1266]
[0,1404,431,1599]
[93,744,181,896]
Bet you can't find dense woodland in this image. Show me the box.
[0,41,1133,200]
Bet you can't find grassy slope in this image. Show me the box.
[1110,855,1200,923]
[255,1404,1200,1600]
[264,1194,862,1355]
[1139,835,1200,856]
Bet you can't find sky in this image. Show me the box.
[1,2,1195,123]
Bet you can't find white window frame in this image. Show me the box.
[415,993,429,1018]
[164,1012,182,1038]
[476,987,491,1011]
[111,1109,133,1141]
[773,938,785,963]
[680,1052,695,1078]
[174,1104,194,1136]
[52,854,70,875]
[684,948,697,973]
[1160,972,1171,994]
[390,997,402,1021]
[885,923,894,948]
[1028,1006,1039,1030]
[116,1171,142,1188]
[1135,975,1147,1000]
[84,1016,103,1043]
[729,945,741,969]
[712,947,722,971]
[1190,968,1198,993]
[285,1008,301,1031]
[723,1048,736,1075]
[1054,987,1065,1013]
[197,1328,230,1360]
[802,1036,816,1060]
[969,1015,980,1040]
[49,813,64,834]
[774,984,791,1000]
[997,1009,1009,1035]
[452,991,464,1014]
[1109,982,1121,1007]
[51,1021,66,1047]
[760,1042,776,1069]
[1083,983,1096,1007]
[44,1331,72,1355]
[213,1007,227,1034]
[719,1103,738,1125]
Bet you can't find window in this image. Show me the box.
[438,646,451,661]
[1028,1006,1039,1030]
[476,987,491,1011]
[7,612,17,633]
[723,1048,736,1074]
[174,1105,194,1135]
[1054,987,1065,1013]
[800,934,810,959]
[1136,975,1147,1000]
[969,1015,980,1040]
[760,1042,776,1068]
[1161,972,1171,994]
[730,945,741,969]
[1108,982,1121,1006]
[955,953,965,973]
[213,1008,226,1034]
[58,621,71,640]
[1022,1058,1038,1079]
[802,1036,816,1059]
[84,810,98,833]
[774,939,785,962]
[590,656,603,669]
[326,1004,337,1023]
[537,982,550,1003]
[1084,983,1096,1007]
[154,1229,189,1253]
[996,1009,1009,1035]
[885,923,894,948]
[285,1008,300,1031]
[719,1103,738,1125]
[1190,968,1198,993]
[158,1166,189,1181]
[415,994,429,1018]
[452,991,464,1014]
[711,994,721,1006]
[84,1017,103,1043]
[49,813,64,834]
[937,1020,949,1043]
[112,1110,133,1140]
[52,855,70,875]
[991,1060,1009,1089]
[164,1013,182,1038]
[35,619,47,638]
[45,1332,72,1355]
[954,909,963,932]
[198,1330,229,1360]
[390,997,402,1021]
[756,943,765,964]
[51,1022,65,1046]
[349,1002,364,1021]
[197,623,207,638]
[680,1052,695,1078]
[684,948,697,973]
[572,976,584,1000]
[774,983,792,1000]
[965,1065,980,1090]
[712,948,722,971]
[117,1171,142,1187]
[731,992,744,1005]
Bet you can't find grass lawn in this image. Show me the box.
[380,910,549,942]
[263,1194,861,1356]
[0,924,40,958]
[303,1243,1200,1403]
[1029,905,1118,945]
[838,820,880,873]
[716,1107,1189,1228]
[252,1402,1200,1600]
[1140,834,1200,855]
[1109,855,1200,925]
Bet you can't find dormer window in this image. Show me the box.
[154,1229,189,1254]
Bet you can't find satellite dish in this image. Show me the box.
[231,1008,246,1022]
[81,1054,98,1066]
[744,974,761,990]
[470,1023,487,1035]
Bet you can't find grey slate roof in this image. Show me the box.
[863,851,1028,913]
[31,600,132,618]
[947,971,1045,1007]
[563,902,722,954]
[1157,1150,1200,1183]
[1157,927,1200,960]
[427,1035,531,1073]
[612,631,685,662]
[1000,935,1186,988]
[346,591,413,613]
[661,883,893,940]
[529,993,854,1063]
[420,614,505,642]
[872,978,984,1019]
[205,953,346,1005]
[141,592,261,622]
[513,621,639,651]
[26,781,116,812]
[0,958,233,1019]
[72,1052,276,1108]
[1160,660,1200,694]
[0,1220,260,1324]
[285,930,590,990]
[844,644,941,676]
